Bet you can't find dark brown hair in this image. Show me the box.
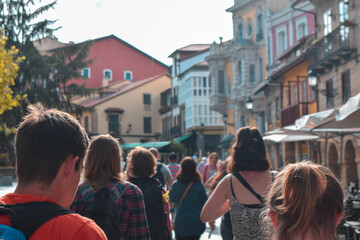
[267,161,344,240]
[229,127,269,172]
[84,134,123,191]
[15,103,88,186]
[176,157,201,185]
[127,147,157,177]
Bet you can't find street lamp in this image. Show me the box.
[308,75,318,88]
[199,122,205,157]
[222,113,228,135]
[246,97,253,111]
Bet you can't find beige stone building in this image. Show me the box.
[73,74,171,144]
[306,0,360,186]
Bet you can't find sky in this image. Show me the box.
[40,0,234,66]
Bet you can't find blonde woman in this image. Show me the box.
[70,134,150,240]
[266,161,344,240]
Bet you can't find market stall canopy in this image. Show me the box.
[263,134,319,143]
[121,141,170,150]
[173,134,192,144]
[317,92,360,129]
[294,109,337,130]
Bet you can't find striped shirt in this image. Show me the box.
[167,163,180,179]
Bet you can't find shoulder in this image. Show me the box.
[34,213,107,239]
[119,180,144,196]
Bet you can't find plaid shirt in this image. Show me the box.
[70,179,151,240]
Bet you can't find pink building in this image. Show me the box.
[53,35,169,89]
[267,1,315,64]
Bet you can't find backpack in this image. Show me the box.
[80,184,124,240]
[131,177,171,240]
[0,201,73,239]
[153,163,165,187]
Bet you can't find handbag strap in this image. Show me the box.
[177,182,193,209]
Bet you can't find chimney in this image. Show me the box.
[219,37,223,44]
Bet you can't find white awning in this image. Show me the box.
[263,134,319,143]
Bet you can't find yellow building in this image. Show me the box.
[73,74,171,144]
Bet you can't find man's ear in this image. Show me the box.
[336,211,344,226]
[268,209,278,229]
[62,155,80,179]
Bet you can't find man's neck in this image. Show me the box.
[14,182,58,203]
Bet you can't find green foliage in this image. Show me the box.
[0,0,93,125]
[0,153,9,166]
[167,142,188,155]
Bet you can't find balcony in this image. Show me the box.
[307,25,357,73]
[209,94,227,113]
[281,104,300,127]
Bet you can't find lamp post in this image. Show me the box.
[199,122,205,157]
[308,71,319,112]
[246,97,253,111]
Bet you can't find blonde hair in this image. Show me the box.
[84,134,123,190]
[267,161,344,240]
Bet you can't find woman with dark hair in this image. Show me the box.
[70,134,150,240]
[201,127,274,239]
[169,157,208,240]
[266,161,344,240]
[127,147,171,240]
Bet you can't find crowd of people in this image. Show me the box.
[0,104,346,240]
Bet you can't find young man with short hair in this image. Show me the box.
[0,104,107,239]
[149,148,173,189]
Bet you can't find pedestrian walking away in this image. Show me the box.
[71,134,151,240]
[0,104,107,240]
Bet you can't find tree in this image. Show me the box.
[0,31,25,134]
[0,0,93,119]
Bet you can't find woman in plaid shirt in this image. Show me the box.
[70,134,151,240]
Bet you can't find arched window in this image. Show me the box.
[249,65,255,82]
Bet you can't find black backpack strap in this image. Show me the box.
[0,201,73,239]
[233,172,264,204]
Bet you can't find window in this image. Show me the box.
[247,18,253,38]
[218,70,225,94]
[256,14,263,41]
[292,85,298,104]
[297,23,306,39]
[268,103,272,124]
[323,9,332,36]
[144,94,151,111]
[249,65,255,83]
[309,86,316,102]
[341,70,351,103]
[277,31,286,54]
[143,94,151,104]
[238,61,242,85]
[144,117,152,133]
[84,116,89,132]
[238,23,243,39]
[339,1,349,40]
[81,68,90,79]
[326,79,334,108]
[108,115,119,134]
[241,115,247,127]
[259,58,263,82]
[103,69,112,80]
[203,77,207,87]
[275,97,280,120]
[124,71,133,81]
